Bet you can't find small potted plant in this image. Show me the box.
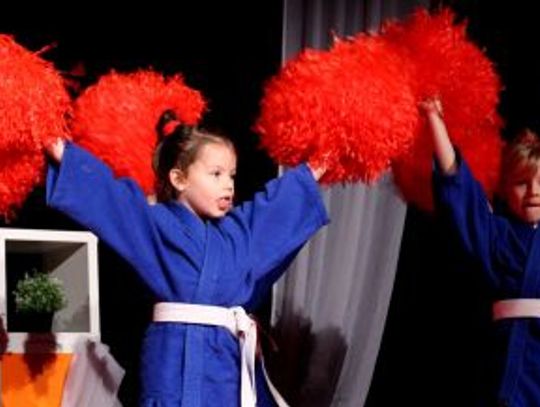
[12,270,68,332]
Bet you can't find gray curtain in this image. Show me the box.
[269,1,429,406]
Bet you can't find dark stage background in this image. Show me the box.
[1,1,539,406]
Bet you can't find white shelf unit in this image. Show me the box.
[0,228,100,353]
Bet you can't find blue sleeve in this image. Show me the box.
[46,143,172,297]
[432,153,505,286]
[222,163,329,284]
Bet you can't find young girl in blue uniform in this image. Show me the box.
[45,111,329,407]
[424,97,540,407]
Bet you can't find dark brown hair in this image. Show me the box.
[152,110,235,202]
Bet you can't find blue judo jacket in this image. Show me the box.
[434,156,540,407]
[47,144,329,406]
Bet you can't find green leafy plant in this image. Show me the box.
[13,271,67,314]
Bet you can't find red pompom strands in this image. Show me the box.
[461,124,503,203]
[386,8,503,210]
[255,35,419,184]
[71,70,206,194]
[256,7,503,210]
[393,122,503,210]
[384,8,501,129]
[0,35,71,218]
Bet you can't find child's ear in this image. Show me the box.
[169,168,187,192]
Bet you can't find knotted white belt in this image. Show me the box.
[153,302,288,407]
[493,299,540,320]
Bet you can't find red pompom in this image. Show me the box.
[461,124,503,202]
[393,122,503,210]
[0,148,45,219]
[384,8,501,128]
[71,70,206,194]
[255,35,419,184]
[386,8,503,210]
[0,35,71,218]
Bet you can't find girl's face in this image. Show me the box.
[506,164,540,225]
[171,142,236,219]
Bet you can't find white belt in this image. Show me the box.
[153,302,289,407]
[493,299,540,320]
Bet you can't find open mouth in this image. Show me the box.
[524,203,540,209]
[217,197,232,211]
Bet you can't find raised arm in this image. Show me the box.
[420,97,457,175]
[223,163,329,284]
[425,98,509,289]
[45,141,175,296]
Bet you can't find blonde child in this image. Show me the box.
[425,97,540,407]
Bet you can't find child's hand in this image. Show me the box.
[307,152,330,182]
[420,96,456,174]
[45,138,65,162]
[419,97,443,117]
[309,165,326,181]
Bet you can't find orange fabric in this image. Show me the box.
[1,353,73,407]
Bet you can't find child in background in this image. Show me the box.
[45,111,328,407]
[425,97,540,407]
